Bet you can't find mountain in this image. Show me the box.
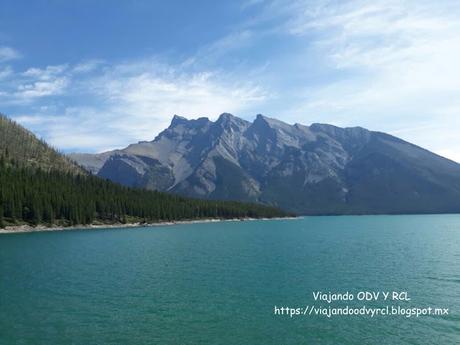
[0,114,83,174]
[71,113,460,215]
[0,114,289,229]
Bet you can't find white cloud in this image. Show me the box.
[0,46,21,62]
[22,64,68,80]
[15,77,69,99]
[73,60,104,73]
[7,59,267,152]
[0,64,71,101]
[2,64,71,101]
[14,110,123,152]
[84,62,267,146]
[271,0,460,162]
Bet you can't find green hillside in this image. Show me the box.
[0,114,83,174]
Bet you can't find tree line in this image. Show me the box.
[0,156,288,228]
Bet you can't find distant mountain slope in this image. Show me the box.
[71,113,460,215]
[0,113,289,229]
[0,114,83,174]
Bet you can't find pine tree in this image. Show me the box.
[0,204,4,228]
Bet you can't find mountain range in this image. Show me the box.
[70,113,460,215]
[0,113,287,229]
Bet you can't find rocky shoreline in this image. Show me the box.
[0,217,298,234]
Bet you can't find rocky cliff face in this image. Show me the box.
[70,113,460,214]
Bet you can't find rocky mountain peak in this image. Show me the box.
[248,114,309,149]
[253,113,270,125]
[216,113,250,128]
[218,112,236,121]
[170,114,189,128]
[252,114,297,132]
[161,115,212,141]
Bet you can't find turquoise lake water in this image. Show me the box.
[0,215,459,344]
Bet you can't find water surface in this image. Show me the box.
[0,215,459,344]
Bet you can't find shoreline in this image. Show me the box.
[0,216,299,234]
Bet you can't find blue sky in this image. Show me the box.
[1,0,459,161]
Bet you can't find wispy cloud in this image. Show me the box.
[84,60,268,146]
[264,0,460,161]
[22,64,68,79]
[15,78,69,99]
[5,58,267,152]
[0,46,21,62]
[14,109,127,152]
[0,64,71,102]
[73,59,104,73]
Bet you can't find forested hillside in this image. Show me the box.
[0,115,289,228]
[0,114,83,174]
[0,159,286,227]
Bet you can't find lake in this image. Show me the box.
[0,215,459,344]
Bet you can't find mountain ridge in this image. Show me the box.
[70,113,460,215]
